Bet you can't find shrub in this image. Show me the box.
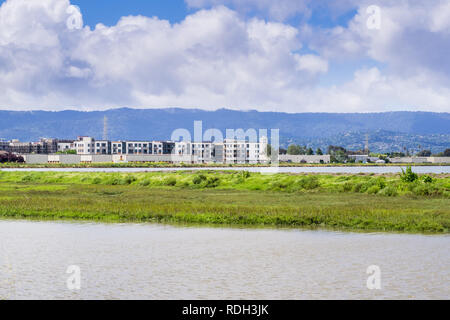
[352,182,368,193]
[193,174,207,185]
[0,152,24,163]
[139,180,150,186]
[413,184,441,197]
[401,166,418,183]
[340,182,353,192]
[163,177,177,186]
[422,175,433,184]
[379,186,398,197]
[367,185,380,194]
[296,176,320,190]
[241,171,251,179]
[205,177,220,188]
[122,175,137,185]
[375,177,386,189]
[21,175,34,182]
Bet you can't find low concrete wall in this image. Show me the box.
[22,154,49,164]
[124,155,198,163]
[278,155,331,164]
[21,153,335,164]
[389,157,450,164]
[427,157,450,164]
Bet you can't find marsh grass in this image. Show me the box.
[0,171,449,233]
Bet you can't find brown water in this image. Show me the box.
[0,220,448,300]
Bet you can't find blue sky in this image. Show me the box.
[0,0,357,28]
[70,0,191,26]
[0,0,448,112]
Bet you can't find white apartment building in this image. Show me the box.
[94,140,111,155]
[152,141,163,155]
[126,141,152,155]
[73,136,268,164]
[57,142,76,153]
[112,141,126,155]
[220,137,268,164]
[75,137,95,155]
[173,137,268,164]
[152,141,175,155]
[174,141,215,163]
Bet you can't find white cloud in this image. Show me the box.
[185,0,312,21]
[0,0,325,111]
[0,0,449,113]
[295,54,328,75]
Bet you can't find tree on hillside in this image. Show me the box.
[316,148,323,155]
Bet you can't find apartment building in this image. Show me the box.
[126,141,152,155]
[10,136,269,164]
[0,140,8,151]
[220,137,268,164]
[175,141,215,163]
[174,137,269,164]
[112,141,126,155]
[8,138,58,154]
[75,137,95,155]
[152,141,175,155]
[94,140,112,155]
[57,140,76,153]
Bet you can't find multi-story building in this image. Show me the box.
[152,141,175,155]
[0,140,8,151]
[111,141,126,155]
[94,140,112,155]
[8,138,58,154]
[174,137,268,164]
[57,140,76,153]
[75,137,95,155]
[11,136,269,164]
[175,142,215,163]
[125,141,152,155]
[221,138,268,164]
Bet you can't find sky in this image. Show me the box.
[0,0,449,113]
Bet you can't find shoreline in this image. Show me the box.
[1,216,447,236]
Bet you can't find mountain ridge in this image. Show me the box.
[1,108,449,153]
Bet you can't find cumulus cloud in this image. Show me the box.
[0,0,326,111]
[0,0,449,113]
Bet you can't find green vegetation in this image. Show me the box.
[0,170,449,233]
[56,150,77,155]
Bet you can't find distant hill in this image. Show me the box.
[0,108,449,153]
